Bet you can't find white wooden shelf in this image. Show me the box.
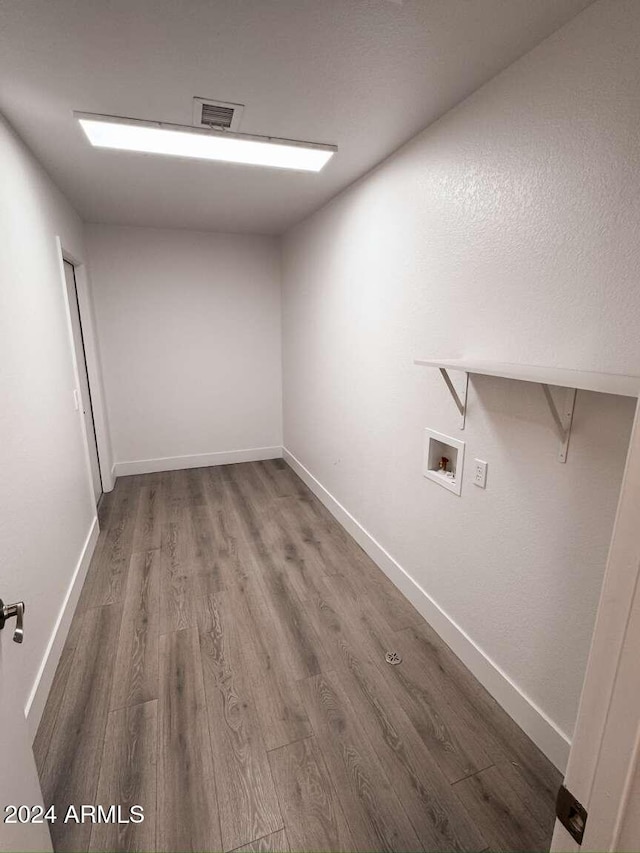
[414,359,640,398]
[414,358,640,463]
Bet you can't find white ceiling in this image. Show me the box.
[0,0,593,235]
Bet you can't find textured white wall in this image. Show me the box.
[0,115,95,719]
[86,225,283,472]
[281,0,640,763]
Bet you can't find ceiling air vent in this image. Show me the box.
[192,97,244,131]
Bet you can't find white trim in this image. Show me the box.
[56,239,100,509]
[113,445,283,477]
[72,262,114,492]
[56,237,115,494]
[25,517,99,739]
[283,447,570,771]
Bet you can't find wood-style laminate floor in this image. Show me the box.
[34,460,561,852]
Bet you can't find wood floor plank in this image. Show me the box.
[324,644,486,850]
[245,568,329,681]
[188,503,223,575]
[306,574,394,668]
[110,550,160,710]
[253,463,331,575]
[277,532,330,603]
[161,468,192,522]
[380,638,494,785]
[202,467,257,586]
[157,628,221,852]
[34,644,76,778]
[194,568,228,632]
[200,592,283,851]
[491,757,558,842]
[33,612,84,775]
[214,465,283,581]
[272,469,422,631]
[268,737,356,853]
[219,465,277,570]
[453,765,552,852]
[132,482,164,552]
[78,477,140,610]
[306,582,486,849]
[263,496,337,602]
[223,465,331,680]
[328,580,557,846]
[233,829,290,852]
[281,463,422,624]
[398,624,561,805]
[259,567,330,679]
[336,545,422,632]
[314,577,494,785]
[188,501,234,630]
[298,671,423,852]
[263,460,367,557]
[184,466,208,506]
[272,494,348,577]
[256,459,305,500]
[89,700,157,852]
[97,488,117,528]
[225,583,312,752]
[200,464,227,509]
[160,496,244,634]
[40,605,122,852]
[158,519,199,632]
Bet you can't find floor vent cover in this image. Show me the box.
[385,651,402,666]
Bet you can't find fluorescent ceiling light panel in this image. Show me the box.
[75,113,336,172]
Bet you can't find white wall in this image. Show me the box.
[281,0,640,769]
[0,114,99,734]
[86,225,283,475]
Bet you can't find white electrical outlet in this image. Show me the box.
[474,459,488,489]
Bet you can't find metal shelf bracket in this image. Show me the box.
[541,385,577,463]
[439,368,469,430]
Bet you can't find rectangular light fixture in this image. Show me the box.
[75,112,336,172]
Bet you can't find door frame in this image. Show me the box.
[56,237,114,494]
[63,258,102,502]
[551,399,640,851]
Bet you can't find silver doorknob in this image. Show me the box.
[0,600,25,644]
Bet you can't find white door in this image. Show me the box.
[63,261,102,504]
[551,400,640,852]
[0,632,52,852]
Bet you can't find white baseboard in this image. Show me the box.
[113,445,283,477]
[283,447,570,771]
[25,516,100,740]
